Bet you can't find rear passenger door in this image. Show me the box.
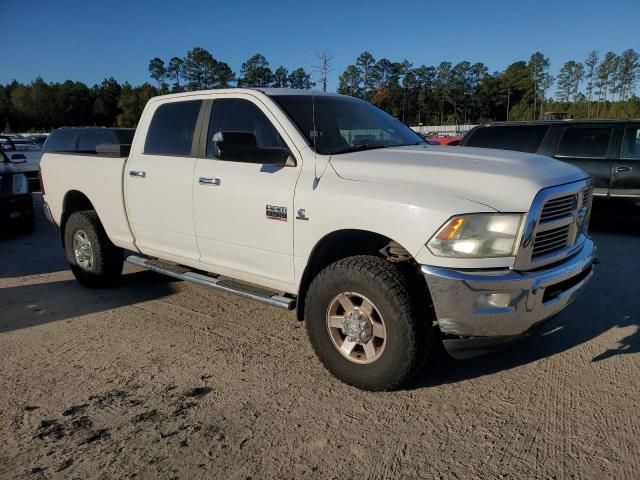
[554,126,614,196]
[610,124,640,198]
[125,98,206,263]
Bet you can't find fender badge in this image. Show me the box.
[266,205,287,221]
[296,208,309,221]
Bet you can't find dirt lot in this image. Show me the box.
[1,196,639,479]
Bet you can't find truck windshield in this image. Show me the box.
[271,94,425,155]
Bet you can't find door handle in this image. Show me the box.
[615,166,632,173]
[199,177,221,186]
[129,170,146,178]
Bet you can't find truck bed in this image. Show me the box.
[40,152,136,251]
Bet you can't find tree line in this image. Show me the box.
[337,48,640,125]
[1,46,638,132]
[147,48,314,92]
[0,47,316,132]
[0,77,157,132]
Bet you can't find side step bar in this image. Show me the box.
[126,255,296,310]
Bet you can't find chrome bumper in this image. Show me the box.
[422,237,596,343]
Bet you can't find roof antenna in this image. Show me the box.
[308,45,320,189]
[312,91,321,188]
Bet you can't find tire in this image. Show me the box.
[64,210,123,288]
[304,255,431,391]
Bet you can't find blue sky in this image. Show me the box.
[3,0,639,92]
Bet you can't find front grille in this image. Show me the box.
[539,194,576,222]
[532,225,570,258]
[582,187,592,208]
[578,186,593,235]
[514,180,592,270]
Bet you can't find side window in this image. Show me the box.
[464,125,549,153]
[556,127,612,158]
[206,98,286,161]
[144,100,202,156]
[621,127,640,159]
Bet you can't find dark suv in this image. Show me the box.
[43,127,135,154]
[0,149,34,233]
[460,120,640,199]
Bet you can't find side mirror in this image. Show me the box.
[10,153,26,163]
[213,131,292,166]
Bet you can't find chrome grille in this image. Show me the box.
[539,194,576,222]
[514,179,592,271]
[578,186,593,235]
[581,187,592,208]
[532,225,570,258]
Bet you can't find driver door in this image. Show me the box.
[193,95,301,290]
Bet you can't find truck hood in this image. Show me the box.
[329,145,588,212]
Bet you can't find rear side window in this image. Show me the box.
[144,100,202,156]
[621,126,640,159]
[556,127,612,158]
[464,125,549,153]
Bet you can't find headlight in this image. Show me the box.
[427,213,525,258]
[12,173,28,194]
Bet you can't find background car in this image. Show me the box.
[460,120,640,200]
[426,135,463,146]
[25,134,48,148]
[0,136,41,192]
[412,131,440,145]
[42,127,135,154]
[0,148,34,233]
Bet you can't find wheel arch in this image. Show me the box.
[60,190,96,247]
[296,229,423,321]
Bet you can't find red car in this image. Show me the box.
[425,135,463,146]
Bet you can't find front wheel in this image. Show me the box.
[305,255,432,391]
[64,211,123,288]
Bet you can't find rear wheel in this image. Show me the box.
[305,255,431,391]
[64,211,123,288]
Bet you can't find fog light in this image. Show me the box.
[477,293,511,309]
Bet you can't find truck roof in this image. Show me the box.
[150,88,345,102]
[478,119,640,127]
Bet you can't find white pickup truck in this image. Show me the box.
[41,89,596,390]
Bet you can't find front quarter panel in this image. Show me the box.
[292,154,505,287]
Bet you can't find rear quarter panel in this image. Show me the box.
[40,152,136,250]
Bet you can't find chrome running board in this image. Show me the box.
[126,255,296,310]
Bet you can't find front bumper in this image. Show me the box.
[422,237,596,358]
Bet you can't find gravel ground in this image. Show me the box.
[0,196,638,479]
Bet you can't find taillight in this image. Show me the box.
[39,171,45,195]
